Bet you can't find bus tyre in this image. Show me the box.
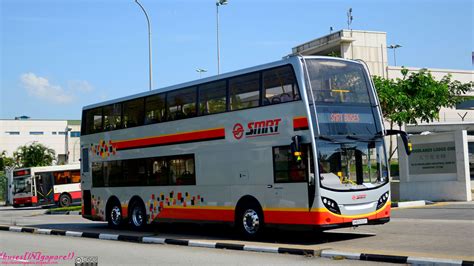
[237,203,264,238]
[59,194,72,207]
[107,200,123,229]
[129,200,147,231]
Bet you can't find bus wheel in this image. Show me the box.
[237,203,264,238]
[107,200,123,229]
[59,194,72,207]
[129,200,146,231]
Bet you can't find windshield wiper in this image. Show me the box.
[346,135,380,142]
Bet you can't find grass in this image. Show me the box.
[45,205,81,214]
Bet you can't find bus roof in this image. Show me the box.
[82,55,362,111]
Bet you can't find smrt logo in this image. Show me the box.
[232,123,244,140]
[233,118,282,140]
[352,194,367,200]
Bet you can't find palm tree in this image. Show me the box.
[14,142,56,167]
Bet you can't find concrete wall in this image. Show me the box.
[398,130,472,201]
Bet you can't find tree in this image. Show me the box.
[0,151,15,172]
[373,68,473,160]
[13,142,56,168]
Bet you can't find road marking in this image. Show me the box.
[65,231,83,237]
[142,236,166,244]
[36,228,52,235]
[321,250,361,260]
[99,233,119,240]
[9,226,22,232]
[188,240,216,248]
[408,257,462,265]
[243,245,279,253]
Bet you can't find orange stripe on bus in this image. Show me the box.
[113,128,226,150]
[151,203,390,225]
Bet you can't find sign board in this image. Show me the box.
[409,142,457,175]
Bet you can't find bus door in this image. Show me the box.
[35,173,54,205]
[266,142,314,211]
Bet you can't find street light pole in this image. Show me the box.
[196,68,207,78]
[135,0,153,91]
[388,44,402,66]
[64,127,72,165]
[216,0,228,75]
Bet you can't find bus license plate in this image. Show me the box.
[352,218,368,226]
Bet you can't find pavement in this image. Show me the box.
[0,202,473,265]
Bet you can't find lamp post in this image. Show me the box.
[135,0,153,91]
[64,127,72,164]
[216,0,228,75]
[388,44,402,66]
[196,68,207,78]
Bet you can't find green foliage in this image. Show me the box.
[13,142,56,168]
[0,151,15,171]
[374,68,473,127]
[0,171,6,201]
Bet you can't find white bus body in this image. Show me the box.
[80,56,404,236]
[12,164,81,208]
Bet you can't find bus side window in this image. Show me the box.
[263,65,300,105]
[167,87,197,121]
[103,103,122,131]
[273,145,308,183]
[145,93,166,124]
[85,107,102,134]
[229,73,260,111]
[198,81,227,115]
[123,98,144,128]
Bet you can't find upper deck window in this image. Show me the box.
[263,65,300,105]
[123,98,144,128]
[85,107,102,134]
[199,80,227,115]
[305,59,371,104]
[229,73,260,110]
[145,93,166,124]
[81,64,301,135]
[103,103,122,131]
[167,87,197,120]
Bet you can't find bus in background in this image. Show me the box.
[80,55,411,237]
[12,164,81,208]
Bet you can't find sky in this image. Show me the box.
[1,0,473,120]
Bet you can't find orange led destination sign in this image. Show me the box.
[330,113,360,123]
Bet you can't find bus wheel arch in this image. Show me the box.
[235,195,264,238]
[106,196,124,228]
[128,196,147,230]
[58,193,72,207]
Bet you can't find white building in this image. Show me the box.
[0,117,81,164]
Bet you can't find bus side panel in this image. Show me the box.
[53,183,82,203]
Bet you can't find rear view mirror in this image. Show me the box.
[386,129,412,155]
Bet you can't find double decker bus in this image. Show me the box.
[12,164,81,208]
[80,56,411,236]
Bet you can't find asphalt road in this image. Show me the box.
[0,202,473,263]
[0,230,394,266]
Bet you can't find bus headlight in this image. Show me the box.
[377,191,389,210]
[321,197,341,214]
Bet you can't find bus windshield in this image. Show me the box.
[304,58,372,104]
[317,138,388,191]
[13,177,31,194]
[304,58,380,137]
